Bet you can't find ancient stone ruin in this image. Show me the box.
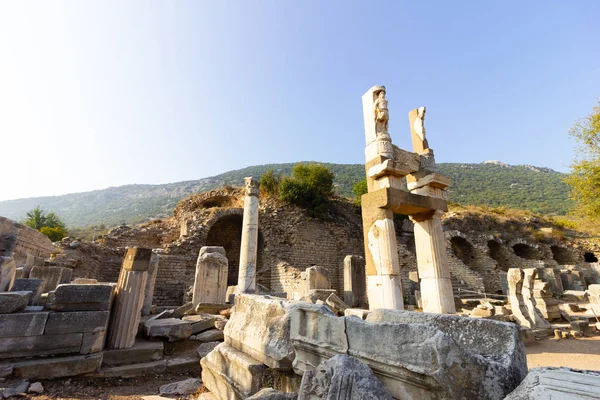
[1,85,600,398]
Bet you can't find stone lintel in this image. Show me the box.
[367,159,415,180]
[406,172,451,191]
[361,188,447,216]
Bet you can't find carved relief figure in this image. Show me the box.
[373,87,389,136]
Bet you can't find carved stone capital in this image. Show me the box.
[244,177,260,197]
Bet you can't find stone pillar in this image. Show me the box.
[343,255,366,308]
[141,251,159,316]
[410,211,455,314]
[107,247,150,349]
[237,177,259,294]
[193,246,228,305]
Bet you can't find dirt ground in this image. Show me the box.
[526,335,600,370]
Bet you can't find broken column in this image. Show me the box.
[343,255,366,308]
[237,177,259,294]
[106,247,150,349]
[507,268,535,329]
[141,250,159,316]
[193,246,228,305]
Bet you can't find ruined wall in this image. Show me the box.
[0,216,54,266]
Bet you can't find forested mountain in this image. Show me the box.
[0,161,571,228]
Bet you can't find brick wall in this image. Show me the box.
[0,216,54,266]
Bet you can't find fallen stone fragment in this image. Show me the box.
[505,367,600,399]
[195,329,224,342]
[248,388,298,399]
[197,341,220,359]
[53,283,115,311]
[213,316,228,331]
[344,308,370,319]
[28,382,43,394]
[159,378,202,395]
[182,314,216,334]
[0,257,16,292]
[172,302,193,318]
[1,380,30,398]
[325,292,349,315]
[10,279,43,305]
[299,355,391,400]
[0,365,13,378]
[570,320,593,335]
[0,291,32,314]
[12,353,103,379]
[195,303,232,315]
[144,318,192,341]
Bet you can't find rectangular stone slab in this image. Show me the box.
[12,353,103,379]
[89,359,166,378]
[0,312,49,338]
[54,283,115,311]
[102,340,164,366]
[0,291,32,314]
[10,278,44,304]
[45,311,110,334]
[0,333,83,358]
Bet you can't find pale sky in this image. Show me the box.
[1,1,598,201]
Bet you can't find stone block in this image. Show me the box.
[90,359,167,378]
[325,292,349,315]
[81,330,106,354]
[343,255,367,308]
[183,314,217,334]
[12,353,103,379]
[504,367,600,399]
[195,302,232,315]
[0,311,49,337]
[122,247,153,272]
[196,328,224,342]
[159,378,202,396]
[10,278,43,304]
[298,354,392,400]
[571,320,593,335]
[102,339,164,366]
[193,246,228,306]
[360,309,527,400]
[302,289,337,304]
[166,356,200,373]
[0,332,83,358]
[45,311,110,334]
[0,291,32,314]
[344,308,370,320]
[144,318,192,341]
[201,343,267,400]
[172,301,193,318]
[29,266,71,293]
[197,341,220,359]
[54,283,115,311]
[0,257,16,292]
[305,266,331,292]
[225,294,300,371]
[290,302,348,375]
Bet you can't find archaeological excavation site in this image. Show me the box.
[2,86,600,399]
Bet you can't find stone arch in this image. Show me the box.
[584,252,598,263]
[487,240,512,271]
[450,236,477,267]
[512,243,542,260]
[550,245,578,264]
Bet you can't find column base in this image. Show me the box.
[367,275,404,310]
[420,278,455,314]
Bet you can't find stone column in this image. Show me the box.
[410,211,455,314]
[193,246,228,305]
[107,247,150,349]
[237,177,259,294]
[343,255,366,308]
[141,251,159,316]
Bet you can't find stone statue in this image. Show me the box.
[244,177,260,197]
[373,86,390,137]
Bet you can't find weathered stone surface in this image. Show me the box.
[71,278,98,284]
[12,353,103,379]
[0,311,49,337]
[159,378,202,395]
[0,364,13,377]
[344,308,370,320]
[214,316,228,330]
[225,294,299,370]
[28,382,44,394]
[144,318,192,341]
[248,388,298,400]
[195,303,232,315]
[0,380,30,398]
[290,303,348,375]
[0,291,31,314]
[29,266,71,293]
[201,343,266,400]
[172,301,193,318]
[198,393,218,400]
[237,178,259,294]
[10,278,43,305]
[183,314,217,334]
[306,266,331,292]
[90,359,167,378]
[196,328,224,342]
[325,292,349,316]
[122,247,153,272]
[0,256,16,292]
[360,309,527,399]
[102,339,164,366]
[298,355,391,400]
[197,341,220,359]
[571,320,593,335]
[54,283,115,311]
[45,311,110,334]
[80,330,106,354]
[142,251,159,316]
[0,332,83,358]
[166,356,200,373]
[107,267,147,349]
[343,255,366,308]
[194,246,228,305]
[504,367,600,399]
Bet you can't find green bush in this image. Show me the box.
[40,226,67,242]
[352,178,368,206]
[279,163,335,217]
[259,169,281,196]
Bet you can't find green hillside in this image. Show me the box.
[0,161,572,228]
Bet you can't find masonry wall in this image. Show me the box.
[0,216,54,266]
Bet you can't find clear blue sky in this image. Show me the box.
[1,1,598,201]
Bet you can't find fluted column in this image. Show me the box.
[107,247,150,349]
[410,210,455,314]
[237,177,259,294]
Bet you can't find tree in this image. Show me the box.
[352,178,368,206]
[259,169,281,196]
[279,163,335,217]
[23,206,68,241]
[565,101,600,220]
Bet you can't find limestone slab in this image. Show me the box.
[144,318,192,341]
[0,291,32,314]
[29,266,71,293]
[102,339,164,366]
[195,303,232,315]
[0,311,49,337]
[12,353,102,379]
[0,332,83,358]
[54,283,115,311]
[90,359,167,378]
[45,311,110,334]
[504,367,600,399]
[196,328,224,342]
[10,278,43,304]
[182,314,217,333]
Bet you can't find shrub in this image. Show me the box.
[279,163,335,217]
[259,169,281,196]
[40,226,67,242]
[352,179,368,206]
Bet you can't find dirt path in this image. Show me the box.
[526,336,600,370]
